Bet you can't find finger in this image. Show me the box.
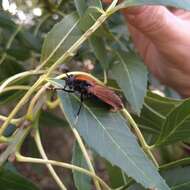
[127,23,151,59]
[124,6,190,45]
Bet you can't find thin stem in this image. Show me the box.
[159,157,190,171]
[16,153,111,190]
[1,85,31,93]
[0,70,45,93]
[0,76,44,136]
[72,128,101,190]
[149,144,157,150]
[0,136,12,143]
[34,128,67,190]
[103,70,108,84]
[121,108,159,168]
[0,115,23,125]
[27,84,48,120]
[0,124,31,166]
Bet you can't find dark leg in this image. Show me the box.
[62,89,75,93]
[50,87,75,93]
[76,93,84,117]
[63,84,75,93]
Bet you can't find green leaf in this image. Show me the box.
[40,12,81,66]
[0,59,24,82]
[111,51,148,115]
[57,87,170,189]
[0,12,16,31]
[89,36,108,69]
[74,0,88,16]
[116,0,190,11]
[145,92,181,117]
[7,47,30,61]
[133,92,181,135]
[0,91,24,105]
[78,7,110,37]
[18,31,41,52]
[0,167,39,190]
[128,166,190,190]
[72,142,92,190]
[88,0,103,9]
[74,0,102,16]
[162,166,190,190]
[105,160,126,188]
[156,99,190,146]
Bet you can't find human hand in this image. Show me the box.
[104,1,190,97]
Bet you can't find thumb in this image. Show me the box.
[123,6,185,44]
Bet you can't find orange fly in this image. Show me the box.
[58,74,124,116]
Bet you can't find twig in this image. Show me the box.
[72,128,101,190]
[34,128,67,190]
[16,153,111,190]
[121,109,159,168]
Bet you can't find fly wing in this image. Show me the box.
[88,85,123,111]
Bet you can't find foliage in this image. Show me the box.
[0,0,190,190]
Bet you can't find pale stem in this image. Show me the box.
[0,70,45,93]
[1,85,31,93]
[16,153,111,190]
[121,109,159,168]
[34,128,67,190]
[103,70,108,84]
[0,76,44,136]
[0,115,23,125]
[72,128,102,190]
[27,84,49,120]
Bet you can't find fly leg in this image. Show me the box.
[76,93,84,117]
[62,84,75,93]
[49,85,75,93]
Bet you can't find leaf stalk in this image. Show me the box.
[122,108,159,168]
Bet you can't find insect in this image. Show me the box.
[56,74,124,116]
